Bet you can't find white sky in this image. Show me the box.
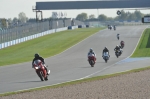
[0,0,150,19]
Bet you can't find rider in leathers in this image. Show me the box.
[114,45,122,55]
[102,47,110,58]
[32,53,49,75]
[87,48,96,62]
[117,34,120,40]
[113,25,116,30]
[120,40,125,47]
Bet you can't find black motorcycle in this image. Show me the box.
[114,26,116,30]
[115,50,122,58]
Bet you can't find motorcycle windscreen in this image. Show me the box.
[103,52,108,56]
[88,53,95,57]
[34,60,41,66]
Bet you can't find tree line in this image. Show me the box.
[0,12,28,28]
[76,10,150,21]
[1,10,150,28]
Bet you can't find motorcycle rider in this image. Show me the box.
[32,53,49,75]
[117,34,120,40]
[87,48,96,62]
[113,25,116,30]
[109,25,112,30]
[114,45,122,55]
[120,40,125,47]
[102,47,110,58]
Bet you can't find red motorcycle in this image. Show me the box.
[33,60,48,81]
[120,41,125,48]
[88,54,96,67]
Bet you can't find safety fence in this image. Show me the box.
[0,26,80,49]
[0,19,85,44]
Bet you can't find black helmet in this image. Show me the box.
[104,47,107,49]
[34,53,39,58]
[89,48,93,52]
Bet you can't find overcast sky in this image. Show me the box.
[0,0,150,19]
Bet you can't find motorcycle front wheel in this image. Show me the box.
[37,71,44,81]
[90,60,94,67]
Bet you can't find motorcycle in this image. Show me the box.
[114,26,116,30]
[88,54,96,67]
[115,50,122,58]
[117,34,119,40]
[120,42,125,48]
[103,52,109,63]
[109,26,112,30]
[33,60,48,81]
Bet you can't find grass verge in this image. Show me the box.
[0,27,104,66]
[131,28,150,57]
[1,65,150,97]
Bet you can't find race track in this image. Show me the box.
[0,25,149,94]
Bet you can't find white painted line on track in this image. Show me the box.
[129,26,148,57]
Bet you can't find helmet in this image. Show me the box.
[89,48,93,52]
[116,45,119,47]
[104,47,107,49]
[34,53,39,58]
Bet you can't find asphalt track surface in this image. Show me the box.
[0,25,150,94]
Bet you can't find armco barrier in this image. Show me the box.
[86,25,89,28]
[68,26,72,30]
[72,26,78,29]
[78,25,87,28]
[0,27,69,49]
[68,26,78,30]
[82,25,86,28]
[78,25,82,28]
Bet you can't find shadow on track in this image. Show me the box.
[13,80,42,83]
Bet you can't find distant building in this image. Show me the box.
[51,12,67,19]
[52,12,59,19]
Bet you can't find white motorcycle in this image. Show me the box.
[103,52,109,63]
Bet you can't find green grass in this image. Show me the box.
[131,28,150,57]
[0,28,104,66]
[1,65,150,97]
